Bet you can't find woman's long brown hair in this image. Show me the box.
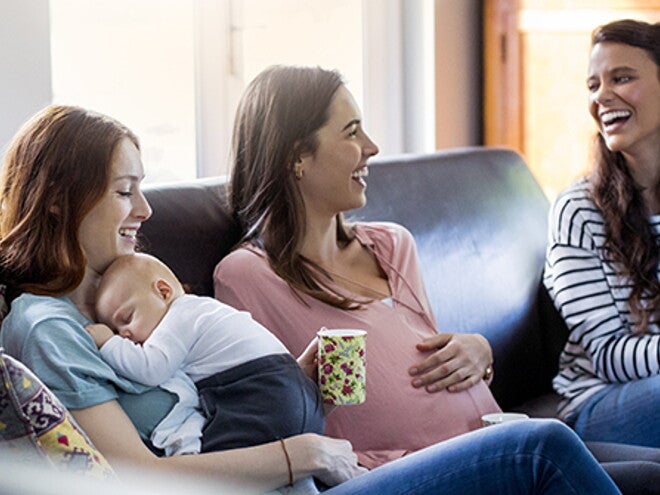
[589,19,660,333]
[0,105,139,300]
[230,65,361,309]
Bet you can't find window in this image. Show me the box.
[50,0,198,183]
[49,0,370,183]
[9,1,447,183]
[234,0,364,102]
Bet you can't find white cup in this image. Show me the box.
[481,412,530,427]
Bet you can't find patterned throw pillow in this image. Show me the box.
[0,348,116,479]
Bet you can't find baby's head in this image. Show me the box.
[95,253,185,343]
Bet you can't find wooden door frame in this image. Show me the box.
[483,0,660,154]
[483,0,521,152]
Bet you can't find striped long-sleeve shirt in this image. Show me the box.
[543,178,660,420]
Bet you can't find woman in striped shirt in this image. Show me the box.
[544,19,659,447]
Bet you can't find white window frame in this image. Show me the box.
[193,0,234,178]
[193,0,437,178]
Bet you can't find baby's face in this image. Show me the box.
[96,273,168,344]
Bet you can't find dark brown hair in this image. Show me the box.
[589,19,660,332]
[230,65,360,308]
[0,105,139,298]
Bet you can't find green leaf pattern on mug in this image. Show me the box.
[318,334,366,405]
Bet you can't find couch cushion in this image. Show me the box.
[142,177,240,297]
[0,348,116,479]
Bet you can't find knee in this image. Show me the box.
[517,419,583,450]
[534,418,574,435]
[517,418,572,435]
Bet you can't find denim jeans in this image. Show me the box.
[569,374,660,448]
[324,419,620,495]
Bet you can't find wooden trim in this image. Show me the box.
[483,0,521,152]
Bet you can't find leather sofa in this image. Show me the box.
[3,146,657,495]
[141,146,565,415]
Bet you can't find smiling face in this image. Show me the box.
[78,138,152,276]
[296,85,379,219]
[587,41,660,158]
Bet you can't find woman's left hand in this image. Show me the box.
[408,332,493,393]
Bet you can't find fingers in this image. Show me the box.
[447,373,482,392]
[297,337,319,365]
[410,358,473,393]
[409,333,489,393]
[414,332,452,352]
[314,437,367,486]
[297,337,319,380]
[409,334,458,376]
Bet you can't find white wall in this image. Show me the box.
[0,0,52,155]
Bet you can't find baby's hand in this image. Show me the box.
[86,323,115,349]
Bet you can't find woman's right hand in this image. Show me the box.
[73,403,365,492]
[296,337,319,381]
[287,433,367,486]
[297,338,336,416]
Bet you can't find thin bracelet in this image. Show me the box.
[279,438,293,487]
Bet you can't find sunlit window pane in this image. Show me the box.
[49,0,366,183]
[234,0,364,110]
[49,0,197,183]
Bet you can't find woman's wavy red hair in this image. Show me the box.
[0,105,138,299]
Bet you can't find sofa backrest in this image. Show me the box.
[141,147,568,409]
[142,177,239,296]
[348,147,567,408]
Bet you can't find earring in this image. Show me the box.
[294,160,303,180]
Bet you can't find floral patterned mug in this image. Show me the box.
[317,328,366,405]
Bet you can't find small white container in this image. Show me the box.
[481,412,530,427]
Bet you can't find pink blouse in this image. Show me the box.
[214,222,500,469]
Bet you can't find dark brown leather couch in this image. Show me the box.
[141,146,565,415]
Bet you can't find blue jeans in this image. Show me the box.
[568,374,660,448]
[324,419,620,495]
